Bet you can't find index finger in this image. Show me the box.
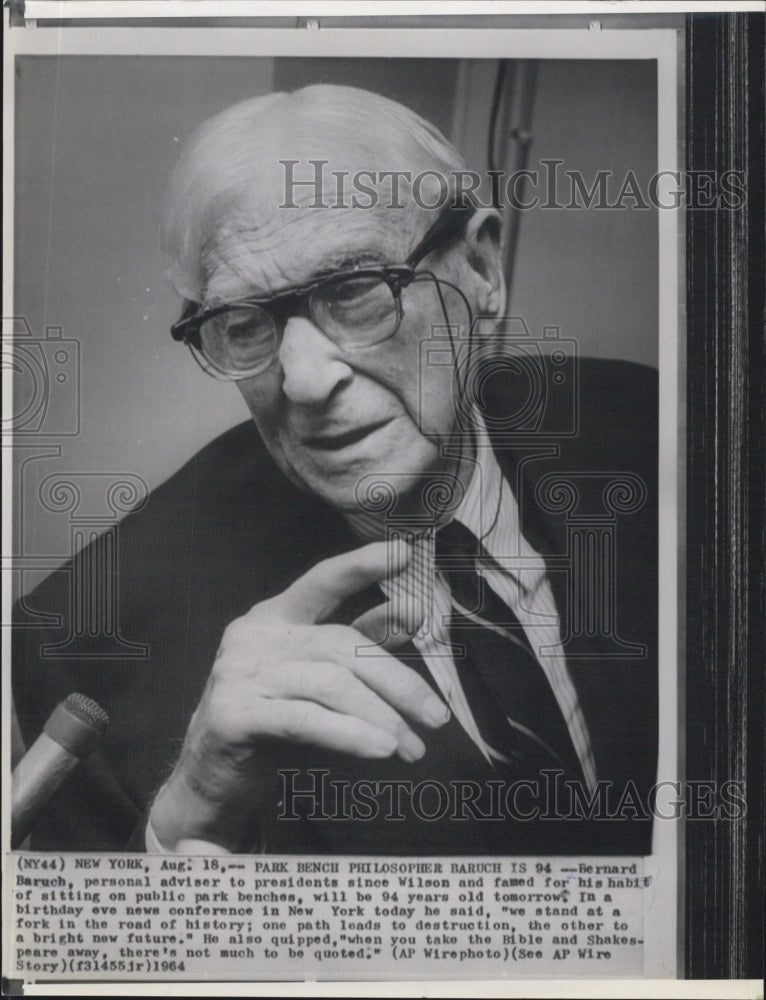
[267,539,411,624]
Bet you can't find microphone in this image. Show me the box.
[11,693,109,848]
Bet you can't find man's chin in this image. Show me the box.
[277,433,454,517]
[292,462,456,521]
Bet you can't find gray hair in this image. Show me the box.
[161,84,467,301]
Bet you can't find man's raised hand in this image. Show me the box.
[148,539,449,851]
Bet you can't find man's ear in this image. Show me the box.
[464,208,507,319]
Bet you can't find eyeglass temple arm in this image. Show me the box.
[406,197,478,268]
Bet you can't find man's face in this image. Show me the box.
[208,199,475,516]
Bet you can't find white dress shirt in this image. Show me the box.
[352,418,597,792]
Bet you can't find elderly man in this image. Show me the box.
[13,85,657,854]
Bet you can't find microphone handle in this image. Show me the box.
[11,694,109,848]
[12,735,82,849]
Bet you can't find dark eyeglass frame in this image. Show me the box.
[170,198,476,379]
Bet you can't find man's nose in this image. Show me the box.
[278,316,353,406]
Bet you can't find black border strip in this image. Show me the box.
[685,10,765,980]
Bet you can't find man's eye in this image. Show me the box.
[330,279,380,304]
[215,309,272,340]
[199,308,276,373]
[225,320,259,341]
[322,277,392,317]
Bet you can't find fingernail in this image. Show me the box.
[398,731,426,763]
[424,696,450,727]
[369,732,398,757]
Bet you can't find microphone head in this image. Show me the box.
[63,693,110,734]
[44,694,110,757]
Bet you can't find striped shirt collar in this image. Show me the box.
[343,414,544,598]
[453,415,546,598]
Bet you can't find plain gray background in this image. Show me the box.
[12,55,657,594]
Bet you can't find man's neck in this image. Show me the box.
[343,428,480,542]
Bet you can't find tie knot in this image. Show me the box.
[435,519,483,563]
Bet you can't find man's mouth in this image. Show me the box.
[301,418,393,451]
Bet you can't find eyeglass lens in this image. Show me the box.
[198,273,401,377]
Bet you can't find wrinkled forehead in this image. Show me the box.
[198,122,447,302]
[202,205,421,303]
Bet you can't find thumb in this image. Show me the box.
[265,538,412,624]
[352,597,425,652]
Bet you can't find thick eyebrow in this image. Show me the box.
[222,251,393,305]
[308,250,388,280]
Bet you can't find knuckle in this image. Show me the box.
[210,644,266,692]
[313,668,348,706]
[280,702,314,743]
[221,616,252,646]
[252,594,287,622]
[209,643,243,682]
[208,654,231,685]
[216,619,289,677]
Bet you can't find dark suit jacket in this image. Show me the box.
[13,359,658,855]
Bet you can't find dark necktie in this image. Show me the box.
[435,519,584,780]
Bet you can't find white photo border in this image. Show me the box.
[2,12,700,998]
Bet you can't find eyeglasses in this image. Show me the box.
[170,199,475,381]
